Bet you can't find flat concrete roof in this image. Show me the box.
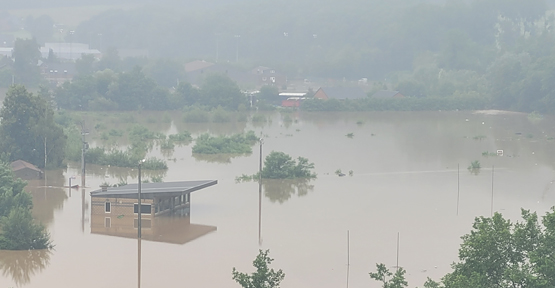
[90,180,217,199]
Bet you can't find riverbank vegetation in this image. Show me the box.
[192,131,258,154]
[7,1,555,114]
[236,151,317,182]
[64,121,171,170]
[0,162,52,250]
[262,152,316,179]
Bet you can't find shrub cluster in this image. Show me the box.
[192,131,258,154]
[85,147,167,170]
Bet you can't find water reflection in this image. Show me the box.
[192,153,247,164]
[0,249,51,286]
[26,170,67,225]
[174,120,248,136]
[263,179,315,204]
[91,211,216,245]
[67,163,167,182]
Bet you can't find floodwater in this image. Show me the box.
[1,111,555,288]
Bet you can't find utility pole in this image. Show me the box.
[138,159,145,239]
[258,137,263,245]
[81,125,89,187]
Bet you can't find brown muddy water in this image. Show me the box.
[1,111,555,288]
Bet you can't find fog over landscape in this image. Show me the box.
[1,1,555,288]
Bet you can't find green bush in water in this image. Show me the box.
[192,131,259,154]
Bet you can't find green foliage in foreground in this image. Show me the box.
[441,209,555,288]
[301,96,489,112]
[261,151,316,179]
[192,131,258,154]
[371,209,555,288]
[232,249,285,288]
[0,162,52,250]
[369,264,408,288]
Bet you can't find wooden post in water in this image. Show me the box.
[138,238,142,288]
[81,188,85,232]
[138,159,145,239]
[396,232,400,271]
[346,230,350,288]
[457,163,460,216]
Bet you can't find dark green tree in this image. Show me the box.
[171,82,201,108]
[261,151,316,179]
[395,80,426,98]
[12,38,41,86]
[369,263,408,288]
[75,54,97,76]
[54,75,100,110]
[46,48,58,63]
[442,209,555,288]
[0,162,30,218]
[0,207,52,250]
[0,85,66,168]
[143,58,185,88]
[106,66,165,110]
[0,161,52,250]
[232,249,285,288]
[257,85,279,105]
[200,73,246,110]
[96,47,121,72]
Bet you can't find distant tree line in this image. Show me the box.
[65,0,555,114]
[7,0,555,113]
[54,68,247,111]
[70,0,545,78]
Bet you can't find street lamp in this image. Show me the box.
[137,158,146,239]
[81,128,89,187]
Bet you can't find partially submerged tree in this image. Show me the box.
[0,161,52,250]
[232,249,285,288]
[0,207,52,250]
[261,151,316,179]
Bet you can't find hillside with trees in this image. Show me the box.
[4,0,555,113]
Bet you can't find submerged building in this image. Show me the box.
[90,180,217,244]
